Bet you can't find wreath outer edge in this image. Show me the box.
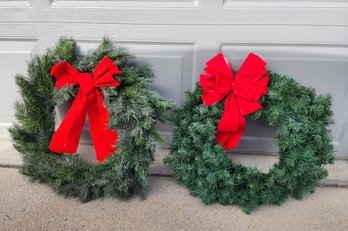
[165,72,335,214]
[9,37,173,201]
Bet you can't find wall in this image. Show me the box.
[0,0,347,158]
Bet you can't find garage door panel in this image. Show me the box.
[75,40,195,105]
[223,0,348,7]
[1,2,348,26]
[51,0,199,8]
[0,38,38,136]
[221,43,348,156]
[0,0,29,7]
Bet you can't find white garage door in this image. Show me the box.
[1,0,348,158]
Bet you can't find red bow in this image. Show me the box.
[200,53,269,150]
[49,57,121,162]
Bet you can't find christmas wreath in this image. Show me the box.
[165,53,335,213]
[9,38,172,201]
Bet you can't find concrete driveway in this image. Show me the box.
[1,167,347,231]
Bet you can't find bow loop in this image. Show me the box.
[49,57,121,162]
[200,54,234,106]
[204,53,233,80]
[93,57,121,87]
[235,53,267,81]
[233,53,269,102]
[51,61,80,88]
[200,53,269,150]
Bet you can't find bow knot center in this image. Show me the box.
[79,73,95,95]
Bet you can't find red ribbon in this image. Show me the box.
[200,53,269,150]
[49,57,121,162]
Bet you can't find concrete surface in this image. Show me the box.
[1,167,348,231]
[1,139,348,186]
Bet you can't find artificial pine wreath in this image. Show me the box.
[10,38,172,201]
[165,53,335,213]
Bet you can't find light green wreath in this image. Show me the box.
[9,38,173,201]
[165,73,335,213]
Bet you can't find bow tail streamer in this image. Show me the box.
[49,90,88,154]
[215,94,246,150]
[87,90,117,162]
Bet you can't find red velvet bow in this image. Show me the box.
[49,57,121,162]
[200,53,269,150]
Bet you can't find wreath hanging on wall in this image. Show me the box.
[10,38,172,201]
[165,53,335,213]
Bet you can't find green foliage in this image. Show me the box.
[165,73,335,213]
[9,37,173,201]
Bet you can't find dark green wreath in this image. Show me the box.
[9,38,172,201]
[165,73,335,213]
